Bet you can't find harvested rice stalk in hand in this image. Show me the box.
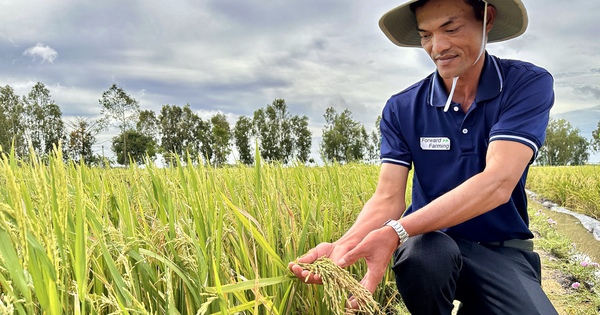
[295,257,381,315]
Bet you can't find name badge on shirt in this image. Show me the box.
[420,137,451,150]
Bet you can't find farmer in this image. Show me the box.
[289,0,558,314]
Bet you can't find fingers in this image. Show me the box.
[340,229,395,293]
[338,242,363,268]
[287,261,322,283]
[288,243,334,284]
[359,270,384,294]
[296,247,320,263]
[337,229,384,268]
[295,242,334,263]
[346,296,359,309]
[337,251,355,268]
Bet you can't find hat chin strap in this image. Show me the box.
[443,0,488,112]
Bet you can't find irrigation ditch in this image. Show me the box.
[528,190,600,263]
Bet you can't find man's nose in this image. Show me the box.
[431,34,451,55]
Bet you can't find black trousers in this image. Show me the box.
[392,231,559,315]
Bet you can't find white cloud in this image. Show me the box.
[1,0,599,162]
[23,43,58,63]
[195,109,239,125]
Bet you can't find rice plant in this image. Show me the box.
[528,165,600,220]
[0,147,402,314]
[296,257,380,315]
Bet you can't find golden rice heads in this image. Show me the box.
[295,257,380,315]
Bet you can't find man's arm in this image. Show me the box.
[336,140,533,295]
[292,139,532,295]
[337,163,410,248]
[397,140,532,236]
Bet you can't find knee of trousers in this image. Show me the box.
[391,232,462,287]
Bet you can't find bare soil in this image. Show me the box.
[539,250,571,314]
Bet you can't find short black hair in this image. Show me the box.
[410,0,486,21]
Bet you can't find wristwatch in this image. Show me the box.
[383,219,409,246]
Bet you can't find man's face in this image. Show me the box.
[415,0,486,79]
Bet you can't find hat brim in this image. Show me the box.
[379,0,528,47]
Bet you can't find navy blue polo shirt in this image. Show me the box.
[380,53,554,242]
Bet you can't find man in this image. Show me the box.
[289,0,557,314]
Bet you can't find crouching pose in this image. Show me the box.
[289,0,559,314]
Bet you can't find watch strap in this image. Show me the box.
[383,219,409,245]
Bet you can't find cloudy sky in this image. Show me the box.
[1,0,599,160]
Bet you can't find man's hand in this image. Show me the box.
[289,163,409,308]
[288,226,399,294]
[288,242,339,284]
[338,226,399,294]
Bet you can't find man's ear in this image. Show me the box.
[486,4,497,32]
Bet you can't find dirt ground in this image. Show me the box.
[539,250,571,314]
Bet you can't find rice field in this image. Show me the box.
[0,149,403,314]
[2,147,598,315]
[527,165,600,220]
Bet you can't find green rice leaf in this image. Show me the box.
[0,226,32,302]
[222,196,286,271]
[27,232,61,315]
[204,276,292,294]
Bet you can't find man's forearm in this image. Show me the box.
[336,195,406,248]
[399,140,532,237]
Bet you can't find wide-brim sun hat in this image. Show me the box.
[379,0,528,47]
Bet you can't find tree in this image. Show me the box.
[253,99,293,163]
[291,115,312,163]
[210,113,232,166]
[159,104,185,162]
[538,118,589,166]
[180,105,204,163]
[136,109,160,159]
[233,115,254,165]
[99,84,140,165]
[23,82,65,157]
[320,107,369,163]
[366,116,382,162]
[43,103,66,155]
[252,99,310,164]
[137,109,160,139]
[195,116,212,164]
[66,116,102,165]
[158,104,204,164]
[0,85,26,156]
[592,121,600,153]
[112,129,157,165]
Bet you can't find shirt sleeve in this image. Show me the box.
[379,98,413,168]
[489,69,554,162]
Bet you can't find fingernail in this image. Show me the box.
[338,258,346,267]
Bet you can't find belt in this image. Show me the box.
[479,239,534,251]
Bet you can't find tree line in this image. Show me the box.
[538,118,600,166]
[2,82,600,167]
[0,82,381,166]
